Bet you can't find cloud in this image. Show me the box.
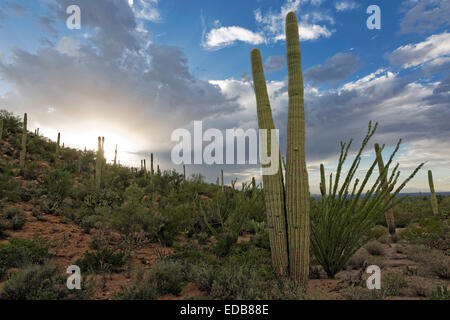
[264,56,285,72]
[255,0,334,42]
[335,1,358,12]
[0,0,241,159]
[202,26,265,50]
[386,32,450,69]
[128,0,161,22]
[304,52,359,84]
[399,0,450,35]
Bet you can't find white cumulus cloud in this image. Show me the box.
[202,26,265,50]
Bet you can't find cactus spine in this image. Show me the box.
[19,113,27,168]
[320,164,326,197]
[374,144,396,234]
[428,170,439,216]
[251,48,289,276]
[285,11,310,285]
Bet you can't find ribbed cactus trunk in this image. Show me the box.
[320,164,326,197]
[374,144,396,234]
[95,136,103,188]
[251,48,289,276]
[55,132,60,161]
[114,145,117,166]
[428,170,439,216]
[285,12,310,286]
[151,153,154,175]
[19,113,27,168]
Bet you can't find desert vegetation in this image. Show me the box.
[0,12,448,300]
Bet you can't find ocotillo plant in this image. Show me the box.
[428,170,439,216]
[375,143,396,234]
[19,113,27,168]
[151,153,154,175]
[251,48,289,276]
[284,11,311,285]
[320,164,326,197]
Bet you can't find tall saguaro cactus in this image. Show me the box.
[56,132,61,155]
[428,170,439,216]
[251,48,289,276]
[285,12,310,285]
[375,144,396,234]
[251,12,311,284]
[19,113,27,168]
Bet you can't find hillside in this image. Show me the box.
[0,110,449,300]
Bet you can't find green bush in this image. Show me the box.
[365,241,385,256]
[0,207,27,231]
[0,263,91,300]
[75,248,128,273]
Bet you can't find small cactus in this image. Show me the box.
[19,113,27,168]
[428,170,439,216]
[95,136,103,187]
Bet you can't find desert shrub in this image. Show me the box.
[366,225,388,240]
[0,207,26,231]
[0,263,91,300]
[0,237,50,279]
[43,168,72,203]
[346,250,368,270]
[365,241,385,256]
[406,245,450,279]
[398,217,449,251]
[311,123,423,278]
[383,273,408,296]
[116,260,185,299]
[429,286,450,300]
[75,248,128,273]
[0,164,20,202]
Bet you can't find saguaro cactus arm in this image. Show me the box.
[320,164,326,197]
[251,48,289,276]
[428,170,439,216]
[374,143,396,235]
[285,11,310,286]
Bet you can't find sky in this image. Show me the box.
[0,0,449,193]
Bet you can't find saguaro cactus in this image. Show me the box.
[19,113,27,168]
[428,170,439,216]
[183,164,186,181]
[95,136,103,187]
[0,118,3,141]
[285,11,310,285]
[56,132,60,155]
[375,143,396,235]
[114,145,118,165]
[250,12,311,284]
[151,153,154,175]
[320,164,326,197]
[251,48,289,276]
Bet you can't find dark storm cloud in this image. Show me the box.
[399,0,450,35]
[54,0,140,58]
[263,56,285,72]
[304,52,359,85]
